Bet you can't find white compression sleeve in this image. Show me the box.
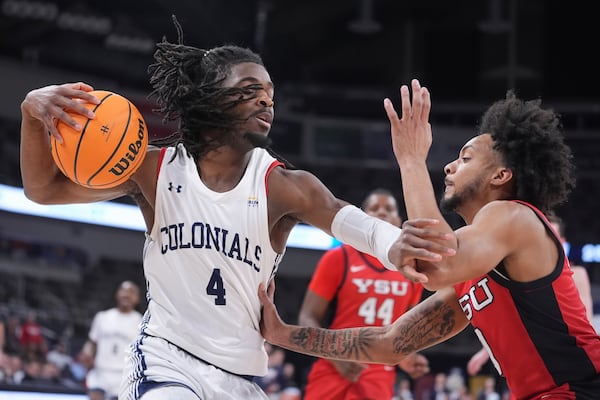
[331,205,402,271]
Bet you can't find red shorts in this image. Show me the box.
[303,359,396,400]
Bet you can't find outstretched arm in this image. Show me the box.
[268,168,455,279]
[383,80,463,286]
[384,79,454,239]
[260,282,468,365]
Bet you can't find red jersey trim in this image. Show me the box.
[157,147,168,181]
[264,160,284,197]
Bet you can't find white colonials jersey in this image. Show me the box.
[89,308,143,371]
[143,144,284,376]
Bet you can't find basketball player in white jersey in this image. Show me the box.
[18,20,452,400]
[80,281,142,400]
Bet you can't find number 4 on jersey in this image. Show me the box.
[207,268,226,305]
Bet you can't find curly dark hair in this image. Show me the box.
[478,90,576,214]
[148,16,293,167]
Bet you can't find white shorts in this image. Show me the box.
[86,367,123,399]
[119,334,269,400]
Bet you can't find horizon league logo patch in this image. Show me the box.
[247,196,259,207]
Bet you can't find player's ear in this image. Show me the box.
[491,167,512,186]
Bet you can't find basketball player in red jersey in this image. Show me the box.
[18,17,453,400]
[259,80,600,399]
[466,212,596,389]
[299,188,428,400]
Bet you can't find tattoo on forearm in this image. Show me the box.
[392,299,456,354]
[289,327,377,361]
[286,299,456,362]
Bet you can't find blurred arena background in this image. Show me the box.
[0,0,599,398]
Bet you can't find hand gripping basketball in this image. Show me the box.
[51,90,148,189]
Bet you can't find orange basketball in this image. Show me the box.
[51,90,148,189]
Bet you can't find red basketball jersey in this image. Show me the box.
[454,201,600,399]
[309,244,423,329]
[305,244,423,400]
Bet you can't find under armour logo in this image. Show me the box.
[168,182,182,193]
[100,125,110,134]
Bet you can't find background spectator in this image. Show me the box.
[19,311,47,360]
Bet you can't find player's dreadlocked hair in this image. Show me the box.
[478,90,576,214]
[148,16,294,168]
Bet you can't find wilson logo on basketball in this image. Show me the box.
[51,89,148,188]
[109,118,146,176]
